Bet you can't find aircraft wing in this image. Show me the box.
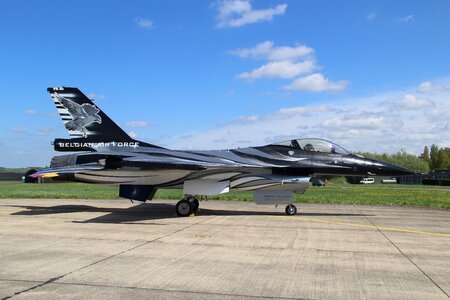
[120,156,262,170]
[29,154,261,179]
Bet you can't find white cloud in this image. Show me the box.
[87,93,106,100]
[37,127,59,136]
[283,73,349,92]
[228,105,328,127]
[367,12,377,21]
[126,121,148,128]
[328,129,384,139]
[231,41,347,92]
[418,81,432,92]
[213,138,227,143]
[135,17,154,29]
[159,77,450,155]
[237,60,316,80]
[128,131,138,139]
[232,115,259,124]
[274,105,329,117]
[396,15,414,23]
[418,81,444,93]
[395,94,435,109]
[24,109,38,115]
[425,108,450,121]
[11,127,28,133]
[322,116,386,130]
[216,0,287,28]
[230,41,314,61]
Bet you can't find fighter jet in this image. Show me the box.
[32,87,412,216]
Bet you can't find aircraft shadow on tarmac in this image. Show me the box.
[8,203,372,224]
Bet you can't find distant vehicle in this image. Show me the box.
[32,87,412,216]
[360,178,375,184]
[381,179,397,184]
[311,179,325,187]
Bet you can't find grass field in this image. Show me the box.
[0,168,31,173]
[1,181,449,209]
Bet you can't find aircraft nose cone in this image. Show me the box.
[377,161,414,176]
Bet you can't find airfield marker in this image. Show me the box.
[272,216,450,237]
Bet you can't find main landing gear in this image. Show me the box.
[285,204,297,216]
[175,195,200,217]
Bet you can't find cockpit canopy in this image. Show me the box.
[271,138,350,154]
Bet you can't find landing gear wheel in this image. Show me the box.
[285,204,297,216]
[176,200,193,217]
[191,199,200,212]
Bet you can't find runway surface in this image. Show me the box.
[0,198,449,299]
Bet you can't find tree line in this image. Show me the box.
[358,144,450,173]
[419,145,450,171]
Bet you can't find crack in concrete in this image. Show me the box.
[0,278,311,300]
[359,206,450,299]
[1,218,207,299]
[1,275,64,300]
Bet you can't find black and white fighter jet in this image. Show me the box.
[32,87,412,216]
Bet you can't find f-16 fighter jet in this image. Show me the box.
[32,87,412,216]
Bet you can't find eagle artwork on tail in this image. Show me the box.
[54,94,102,138]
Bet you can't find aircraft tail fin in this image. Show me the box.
[48,87,132,141]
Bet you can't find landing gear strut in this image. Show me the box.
[285,204,297,216]
[191,199,199,212]
[175,195,200,217]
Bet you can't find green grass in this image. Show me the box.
[297,186,450,208]
[0,168,28,173]
[325,176,350,185]
[1,181,449,209]
[0,182,118,199]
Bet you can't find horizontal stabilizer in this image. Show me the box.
[29,164,104,178]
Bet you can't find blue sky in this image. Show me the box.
[1,0,450,167]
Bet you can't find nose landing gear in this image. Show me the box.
[175,195,200,217]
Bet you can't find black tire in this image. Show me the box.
[191,199,200,212]
[285,204,297,216]
[176,200,193,217]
